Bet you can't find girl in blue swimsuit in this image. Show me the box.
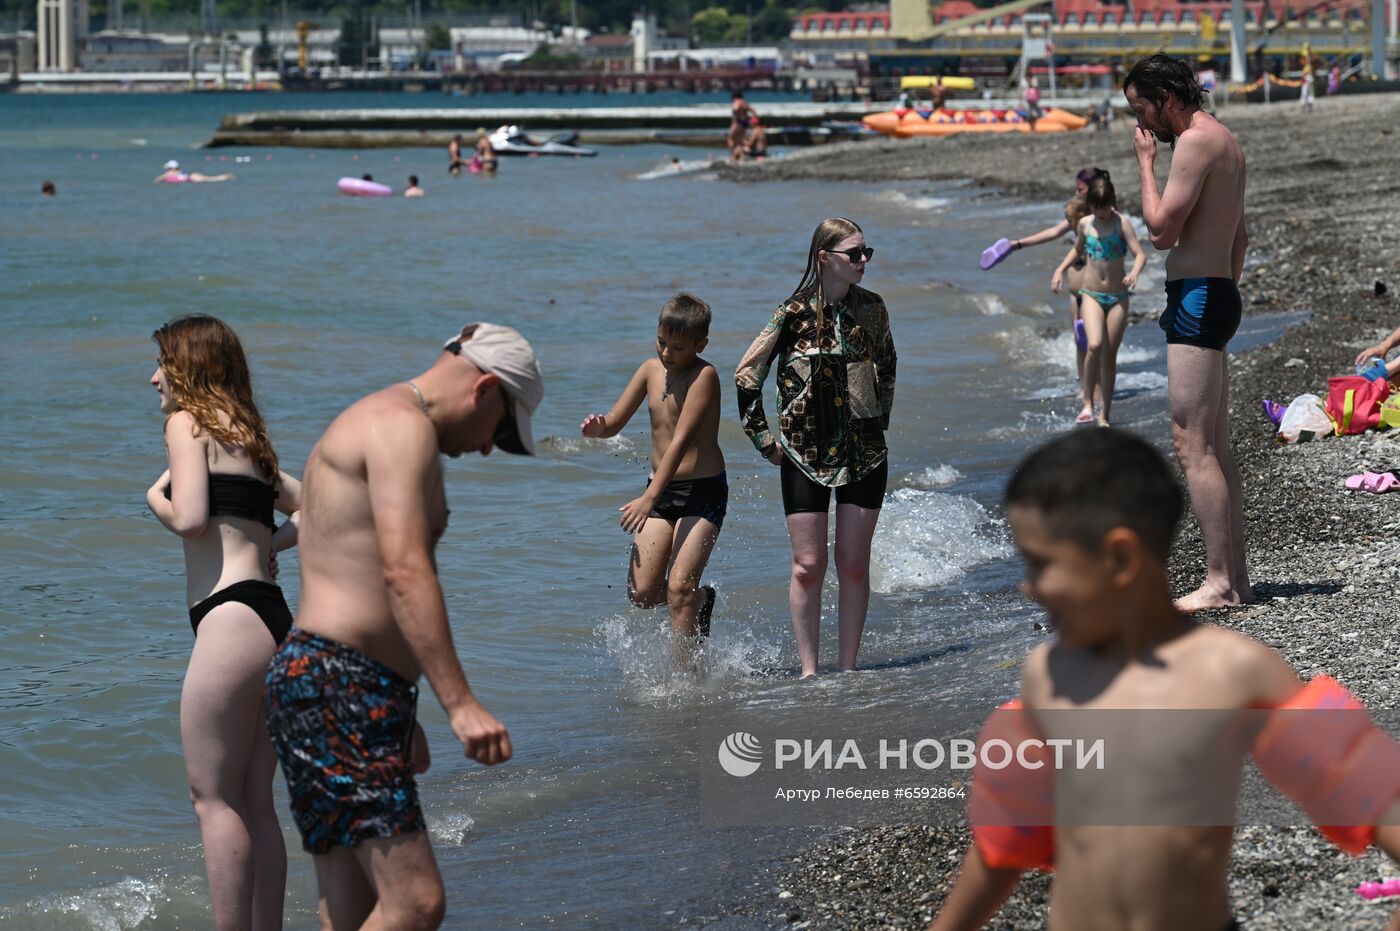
[1051,177,1146,426]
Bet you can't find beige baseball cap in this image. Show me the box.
[443,323,544,455]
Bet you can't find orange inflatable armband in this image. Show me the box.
[1252,677,1400,854]
[968,700,1056,871]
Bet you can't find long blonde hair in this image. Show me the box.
[153,314,279,482]
[789,217,863,338]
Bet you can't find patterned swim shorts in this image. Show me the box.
[265,629,425,854]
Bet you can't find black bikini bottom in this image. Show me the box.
[189,579,292,645]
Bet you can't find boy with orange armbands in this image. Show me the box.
[930,429,1400,931]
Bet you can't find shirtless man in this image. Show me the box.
[264,323,544,930]
[1124,53,1251,612]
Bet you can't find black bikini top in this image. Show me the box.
[165,474,277,529]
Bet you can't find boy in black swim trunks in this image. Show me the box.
[581,293,726,655]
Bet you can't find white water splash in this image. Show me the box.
[876,189,951,212]
[971,293,1010,316]
[539,433,637,456]
[901,464,963,489]
[428,812,477,845]
[595,594,786,706]
[16,877,168,931]
[870,488,1011,593]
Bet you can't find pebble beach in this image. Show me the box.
[718,93,1400,929]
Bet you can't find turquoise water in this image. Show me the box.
[1,91,1219,928]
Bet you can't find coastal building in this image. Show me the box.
[0,31,37,75]
[790,0,1386,77]
[81,32,190,72]
[447,25,553,69]
[36,0,89,71]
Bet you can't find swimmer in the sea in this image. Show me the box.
[155,160,235,184]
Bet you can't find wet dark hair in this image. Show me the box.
[1005,429,1182,561]
[1124,52,1205,109]
[1085,176,1117,211]
[1075,166,1109,186]
[362,173,373,182]
[408,174,419,185]
[659,292,711,340]
[41,180,56,195]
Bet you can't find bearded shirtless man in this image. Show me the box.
[1125,53,1252,613]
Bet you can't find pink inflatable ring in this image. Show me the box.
[338,177,393,197]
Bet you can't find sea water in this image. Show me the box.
[0,91,1284,928]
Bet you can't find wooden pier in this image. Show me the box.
[205,103,880,148]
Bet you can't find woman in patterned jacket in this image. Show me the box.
[735,217,896,677]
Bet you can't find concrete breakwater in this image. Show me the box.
[204,103,879,148]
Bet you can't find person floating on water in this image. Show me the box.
[145,314,302,930]
[1126,52,1251,612]
[928,428,1400,931]
[404,175,424,197]
[580,294,727,665]
[736,217,896,678]
[155,159,235,184]
[41,180,56,196]
[264,323,541,930]
[1051,174,1146,426]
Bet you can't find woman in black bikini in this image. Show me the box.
[145,315,301,931]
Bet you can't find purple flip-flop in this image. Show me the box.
[980,238,1014,270]
[1261,398,1286,427]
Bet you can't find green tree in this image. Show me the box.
[750,0,791,41]
[690,6,733,44]
[721,13,749,43]
[425,21,452,50]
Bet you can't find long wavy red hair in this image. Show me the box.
[153,315,279,482]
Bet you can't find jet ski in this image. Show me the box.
[487,125,597,157]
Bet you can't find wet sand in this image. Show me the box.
[718,94,1400,929]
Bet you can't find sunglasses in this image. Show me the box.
[494,384,519,448]
[826,245,874,263]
